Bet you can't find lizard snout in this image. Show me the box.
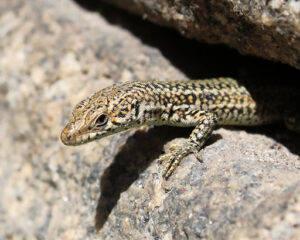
[61,124,76,146]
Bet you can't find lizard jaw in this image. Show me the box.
[61,123,108,146]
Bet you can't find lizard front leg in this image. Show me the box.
[158,109,217,178]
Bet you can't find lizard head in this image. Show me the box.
[61,85,142,146]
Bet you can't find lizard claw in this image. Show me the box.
[158,144,193,178]
[158,144,181,165]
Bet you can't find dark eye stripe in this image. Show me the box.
[135,102,140,117]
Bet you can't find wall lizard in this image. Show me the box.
[61,78,299,178]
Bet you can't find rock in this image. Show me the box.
[0,0,299,239]
[98,129,300,240]
[100,0,300,70]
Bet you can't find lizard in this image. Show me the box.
[61,78,300,178]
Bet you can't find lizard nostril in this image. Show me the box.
[61,124,74,145]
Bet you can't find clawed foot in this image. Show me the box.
[158,143,194,178]
[157,113,215,178]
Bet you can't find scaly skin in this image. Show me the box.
[61,78,299,178]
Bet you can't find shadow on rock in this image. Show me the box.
[95,126,222,230]
[94,126,190,229]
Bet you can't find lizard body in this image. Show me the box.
[61,78,299,178]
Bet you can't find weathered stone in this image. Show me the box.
[100,0,300,70]
[0,0,299,239]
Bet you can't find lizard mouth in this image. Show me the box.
[61,123,104,146]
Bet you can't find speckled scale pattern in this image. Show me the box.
[79,78,262,125]
[61,78,299,178]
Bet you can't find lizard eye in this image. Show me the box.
[95,114,108,126]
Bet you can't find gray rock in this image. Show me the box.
[0,0,299,239]
[100,0,300,70]
[98,130,300,240]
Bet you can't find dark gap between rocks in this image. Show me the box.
[73,0,299,80]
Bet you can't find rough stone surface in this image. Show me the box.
[0,0,300,240]
[101,0,300,70]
